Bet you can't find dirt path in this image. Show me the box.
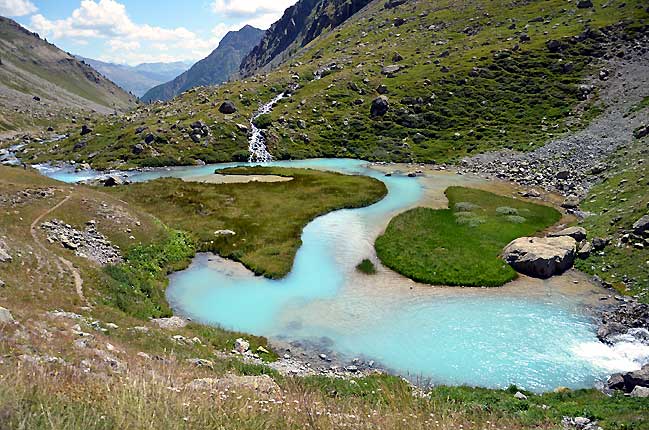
[30,191,88,305]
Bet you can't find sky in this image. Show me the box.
[0,0,298,65]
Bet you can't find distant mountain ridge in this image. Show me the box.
[77,58,191,97]
[0,16,136,132]
[142,25,264,103]
[240,0,373,76]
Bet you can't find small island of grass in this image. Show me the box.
[375,187,561,287]
[356,259,377,275]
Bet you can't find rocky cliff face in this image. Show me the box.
[142,25,264,102]
[240,0,372,76]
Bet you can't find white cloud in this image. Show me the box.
[0,0,37,17]
[30,0,199,43]
[211,0,297,29]
[107,39,140,52]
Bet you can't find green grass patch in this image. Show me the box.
[356,258,376,275]
[102,230,195,319]
[375,187,561,286]
[111,167,387,278]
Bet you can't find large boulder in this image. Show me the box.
[549,226,587,242]
[622,364,649,392]
[370,96,389,117]
[502,236,577,278]
[219,101,237,114]
[633,215,649,234]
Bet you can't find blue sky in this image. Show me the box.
[0,0,297,65]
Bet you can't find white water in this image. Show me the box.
[248,93,285,163]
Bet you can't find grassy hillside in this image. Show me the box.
[0,17,136,134]
[575,132,649,302]
[20,0,648,169]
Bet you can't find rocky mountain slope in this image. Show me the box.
[21,0,648,170]
[0,17,136,134]
[77,58,190,97]
[141,25,264,103]
[240,0,373,76]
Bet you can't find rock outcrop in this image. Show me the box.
[549,226,587,242]
[502,236,577,278]
[608,363,649,393]
[240,0,372,76]
[41,219,122,265]
[0,240,11,263]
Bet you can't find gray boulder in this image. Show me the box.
[0,306,14,323]
[549,226,587,242]
[502,236,577,278]
[0,242,11,263]
[381,65,401,76]
[219,101,237,114]
[631,386,649,398]
[103,176,124,187]
[577,0,593,8]
[632,215,649,234]
[622,364,649,392]
[132,144,144,155]
[370,96,389,117]
[561,196,580,209]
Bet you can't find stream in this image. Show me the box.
[38,158,649,392]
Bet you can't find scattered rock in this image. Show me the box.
[370,96,389,117]
[381,65,401,76]
[219,101,237,114]
[234,338,250,354]
[41,219,122,265]
[376,84,388,95]
[576,0,593,8]
[132,144,144,155]
[0,306,14,323]
[151,316,187,330]
[577,241,592,259]
[514,391,527,400]
[561,196,580,209]
[632,215,649,234]
[630,385,649,398]
[502,236,577,278]
[0,241,11,262]
[549,226,587,242]
[622,364,649,392]
[214,229,236,236]
[80,125,92,136]
[634,125,649,139]
[103,176,124,187]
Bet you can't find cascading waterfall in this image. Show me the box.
[248,93,285,163]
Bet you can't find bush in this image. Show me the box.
[356,258,377,274]
[253,113,273,129]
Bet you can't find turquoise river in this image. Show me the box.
[41,158,649,392]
